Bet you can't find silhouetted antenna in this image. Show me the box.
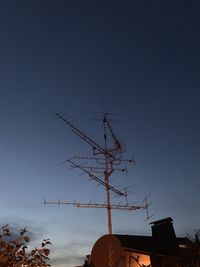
[56,113,108,156]
[67,159,125,196]
[45,112,150,235]
[103,115,122,151]
[143,195,153,222]
[44,199,147,211]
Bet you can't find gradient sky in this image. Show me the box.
[0,1,200,266]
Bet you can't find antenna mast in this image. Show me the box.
[45,112,150,235]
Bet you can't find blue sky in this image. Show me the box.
[0,1,200,266]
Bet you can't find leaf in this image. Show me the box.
[38,249,43,255]
[20,227,28,236]
[0,225,51,266]
[22,245,28,251]
[43,248,50,256]
[23,236,30,243]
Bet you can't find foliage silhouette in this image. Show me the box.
[0,224,51,267]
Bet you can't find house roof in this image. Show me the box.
[114,234,200,259]
[115,234,175,256]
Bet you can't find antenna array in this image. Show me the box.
[45,112,151,234]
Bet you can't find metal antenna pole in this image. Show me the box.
[45,112,151,234]
[103,115,112,234]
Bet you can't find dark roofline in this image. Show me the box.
[114,234,178,256]
[150,217,173,225]
[114,234,200,257]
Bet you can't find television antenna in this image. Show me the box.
[45,112,151,235]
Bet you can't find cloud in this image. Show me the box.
[50,239,92,267]
[53,240,91,258]
[50,254,84,266]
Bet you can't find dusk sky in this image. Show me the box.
[0,1,200,266]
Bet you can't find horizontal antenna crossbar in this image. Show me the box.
[44,200,147,211]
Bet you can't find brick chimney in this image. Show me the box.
[150,217,177,249]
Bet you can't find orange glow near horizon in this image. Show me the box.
[126,252,151,267]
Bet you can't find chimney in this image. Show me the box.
[150,217,177,248]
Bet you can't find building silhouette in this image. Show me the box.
[90,217,200,267]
